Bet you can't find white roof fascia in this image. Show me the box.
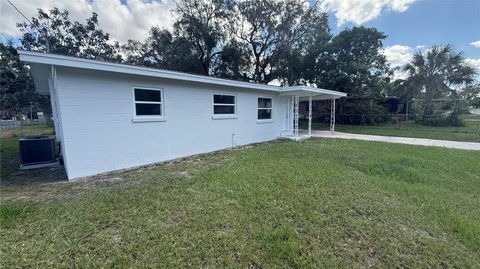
[18,51,347,98]
[18,50,280,92]
[282,86,347,98]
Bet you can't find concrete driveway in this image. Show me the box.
[311,131,480,151]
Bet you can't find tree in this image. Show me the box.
[225,0,329,85]
[124,0,228,75]
[404,44,476,115]
[272,2,330,86]
[0,43,50,118]
[228,0,284,83]
[121,27,205,74]
[121,39,149,66]
[18,8,122,62]
[459,83,480,109]
[173,0,228,75]
[212,40,251,80]
[387,79,422,118]
[459,83,480,101]
[309,27,390,97]
[2,8,122,118]
[147,27,204,74]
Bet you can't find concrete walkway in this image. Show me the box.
[311,131,480,151]
[469,108,480,115]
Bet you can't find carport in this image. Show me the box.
[280,86,347,139]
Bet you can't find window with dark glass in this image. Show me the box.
[258,97,272,120]
[213,94,236,115]
[134,88,162,116]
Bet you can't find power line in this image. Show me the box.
[5,0,50,52]
[5,0,32,25]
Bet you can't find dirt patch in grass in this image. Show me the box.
[1,175,125,202]
[1,143,242,203]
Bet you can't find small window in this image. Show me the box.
[213,94,236,115]
[258,97,273,120]
[134,88,163,117]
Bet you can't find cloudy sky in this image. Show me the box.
[1,0,479,78]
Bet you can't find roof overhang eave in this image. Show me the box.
[18,50,281,92]
[18,51,347,100]
[280,86,346,99]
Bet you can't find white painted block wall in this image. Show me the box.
[54,67,290,179]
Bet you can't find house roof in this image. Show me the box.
[18,50,346,99]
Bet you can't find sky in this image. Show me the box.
[1,0,479,79]
[321,0,480,79]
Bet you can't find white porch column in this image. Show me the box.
[308,96,312,135]
[293,95,299,137]
[330,98,336,132]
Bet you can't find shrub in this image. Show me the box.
[415,114,465,127]
[336,100,391,125]
[470,97,480,108]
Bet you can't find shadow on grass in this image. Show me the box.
[1,166,68,187]
[1,125,68,187]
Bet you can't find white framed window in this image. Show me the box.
[257,97,273,121]
[133,87,164,121]
[213,93,236,117]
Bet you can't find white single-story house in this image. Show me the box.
[19,50,346,180]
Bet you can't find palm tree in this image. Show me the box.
[403,44,476,116]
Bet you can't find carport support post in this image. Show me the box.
[293,95,299,137]
[330,98,336,132]
[308,96,312,135]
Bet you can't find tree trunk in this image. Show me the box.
[287,71,295,86]
[254,53,261,82]
[202,55,210,75]
[423,85,434,116]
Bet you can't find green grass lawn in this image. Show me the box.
[1,128,479,267]
[302,114,480,142]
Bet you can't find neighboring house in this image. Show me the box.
[19,51,346,180]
